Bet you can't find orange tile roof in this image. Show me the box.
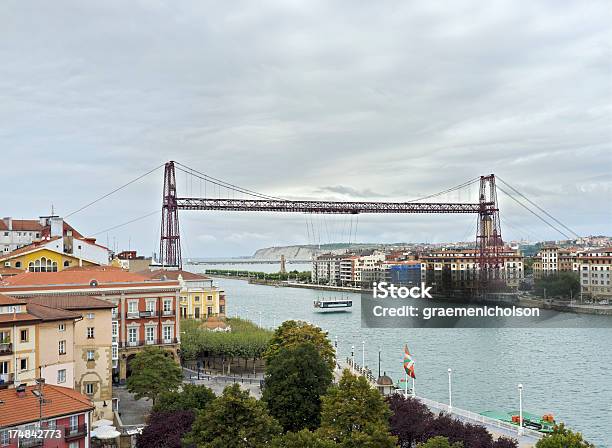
[0,385,93,427]
[0,312,41,325]
[0,266,153,287]
[26,303,82,322]
[23,295,116,310]
[10,220,43,232]
[0,293,27,305]
[0,267,25,276]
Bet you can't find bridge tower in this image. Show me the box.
[159,161,182,268]
[476,174,503,282]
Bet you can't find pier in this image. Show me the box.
[336,358,543,448]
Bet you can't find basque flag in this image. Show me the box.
[403,344,416,379]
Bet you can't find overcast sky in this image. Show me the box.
[1,1,610,257]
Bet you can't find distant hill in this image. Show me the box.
[251,243,406,260]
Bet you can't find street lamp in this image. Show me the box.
[518,384,524,436]
[362,341,365,370]
[258,311,262,327]
[378,347,382,378]
[351,345,355,370]
[448,368,453,413]
[245,308,249,321]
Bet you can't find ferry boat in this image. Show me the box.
[313,298,353,312]
[480,410,556,433]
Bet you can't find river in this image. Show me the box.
[186,262,612,446]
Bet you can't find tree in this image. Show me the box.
[388,394,434,448]
[126,346,183,404]
[263,342,333,432]
[493,438,521,448]
[535,424,594,448]
[136,410,195,448]
[185,383,282,448]
[152,383,215,413]
[318,370,396,448]
[417,436,463,448]
[266,320,335,370]
[271,429,337,448]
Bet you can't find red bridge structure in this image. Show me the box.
[159,161,503,277]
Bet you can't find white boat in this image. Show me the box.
[313,298,353,312]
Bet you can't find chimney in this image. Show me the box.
[3,217,12,231]
[50,217,63,238]
[16,384,27,398]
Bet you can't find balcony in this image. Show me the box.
[120,338,178,348]
[162,309,174,316]
[139,310,156,318]
[126,311,140,319]
[19,439,43,448]
[63,424,88,440]
[0,342,12,355]
[0,372,14,389]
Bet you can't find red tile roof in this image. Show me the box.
[0,237,63,260]
[10,220,43,232]
[23,295,116,310]
[0,267,25,276]
[0,293,26,305]
[0,266,153,286]
[0,385,93,427]
[0,312,41,325]
[25,303,82,322]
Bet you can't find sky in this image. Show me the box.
[1,0,610,258]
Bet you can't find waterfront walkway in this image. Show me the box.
[336,360,542,448]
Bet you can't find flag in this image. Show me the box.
[403,344,415,379]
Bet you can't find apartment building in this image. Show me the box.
[0,295,38,388]
[144,270,226,320]
[532,246,580,279]
[578,247,612,299]
[0,267,181,384]
[0,384,94,448]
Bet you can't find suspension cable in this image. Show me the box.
[65,163,165,218]
[90,210,160,236]
[407,177,481,203]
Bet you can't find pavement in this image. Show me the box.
[113,385,153,426]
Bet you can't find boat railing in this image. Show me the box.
[412,395,543,439]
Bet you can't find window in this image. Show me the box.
[63,260,70,267]
[146,300,155,313]
[58,323,65,332]
[20,329,28,342]
[86,312,95,319]
[20,358,27,371]
[194,296,200,302]
[87,350,95,361]
[128,327,137,344]
[0,430,8,446]
[59,340,66,355]
[57,369,66,384]
[145,326,155,344]
[15,261,21,268]
[163,299,172,313]
[87,327,95,339]
[69,415,78,432]
[163,325,172,342]
[112,321,118,340]
[112,344,118,360]
[85,383,94,395]
[128,301,138,314]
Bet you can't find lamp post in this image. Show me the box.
[361,340,365,371]
[378,347,381,378]
[351,345,355,371]
[258,311,262,327]
[245,308,249,321]
[518,384,524,436]
[448,368,453,413]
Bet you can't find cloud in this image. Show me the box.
[0,0,610,256]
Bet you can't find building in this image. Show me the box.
[0,218,43,254]
[532,246,580,279]
[23,296,116,420]
[0,267,181,383]
[0,384,94,448]
[578,247,612,299]
[0,295,38,388]
[111,251,153,273]
[143,270,226,320]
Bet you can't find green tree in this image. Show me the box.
[263,342,333,432]
[534,272,580,299]
[126,346,182,404]
[318,370,396,448]
[417,436,463,448]
[266,320,335,370]
[271,429,337,448]
[185,383,282,448]
[152,383,215,413]
[535,424,594,448]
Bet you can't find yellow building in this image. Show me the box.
[0,242,100,272]
[145,270,226,320]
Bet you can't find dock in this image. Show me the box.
[335,359,543,447]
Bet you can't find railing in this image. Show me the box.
[119,338,178,348]
[63,424,88,440]
[126,311,140,319]
[162,309,174,316]
[413,395,543,439]
[19,438,43,448]
[0,372,14,387]
[0,342,12,355]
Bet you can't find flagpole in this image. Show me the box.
[412,376,415,397]
[404,371,408,397]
